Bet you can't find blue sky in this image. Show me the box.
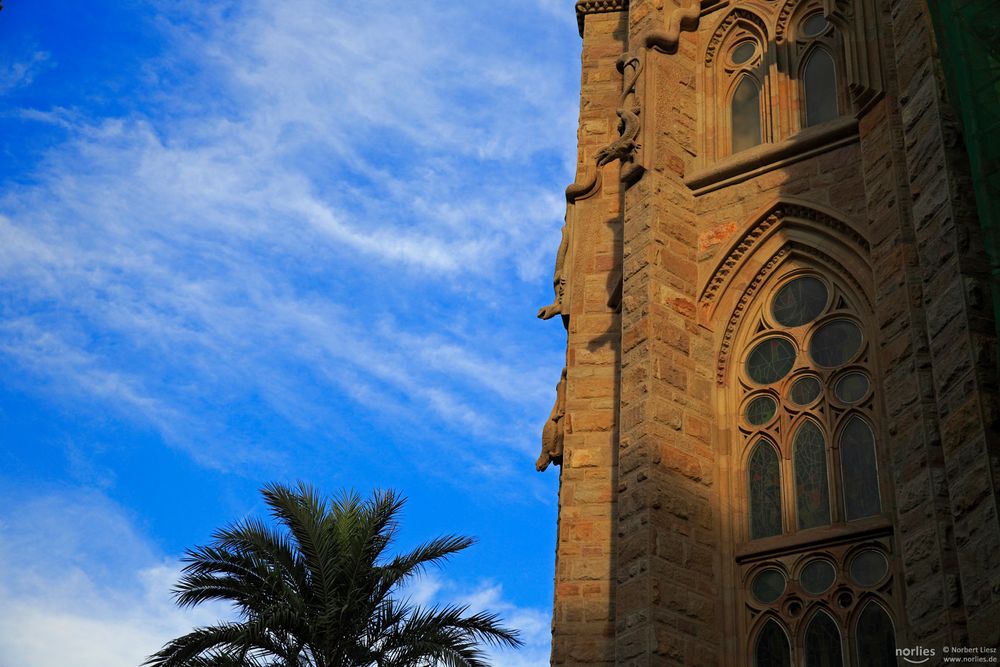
[0,1,581,664]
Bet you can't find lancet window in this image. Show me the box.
[702,5,848,162]
[794,11,841,128]
[735,268,897,665]
[738,272,881,537]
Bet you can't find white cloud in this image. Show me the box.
[0,491,550,667]
[0,0,575,484]
[0,51,51,94]
[400,574,552,667]
[0,491,231,667]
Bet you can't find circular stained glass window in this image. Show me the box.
[746,395,778,425]
[802,13,828,37]
[810,319,863,368]
[835,372,870,403]
[752,568,787,604]
[772,277,828,327]
[799,559,836,595]
[747,337,797,385]
[850,550,889,587]
[789,376,822,405]
[732,41,757,64]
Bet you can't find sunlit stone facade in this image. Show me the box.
[537,0,1000,664]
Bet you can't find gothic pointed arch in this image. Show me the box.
[752,617,793,667]
[748,437,784,539]
[702,7,773,160]
[853,600,897,666]
[801,608,844,666]
[706,7,770,67]
[718,189,902,660]
[801,45,838,126]
[698,199,871,384]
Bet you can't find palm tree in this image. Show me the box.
[145,483,522,667]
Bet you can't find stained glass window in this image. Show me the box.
[850,549,889,587]
[794,421,831,529]
[809,319,862,368]
[755,620,792,667]
[856,603,896,667]
[835,372,870,403]
[747,337,796,384]
[804,47,838,127]
[790,376,822,405]
[800,559,836,595]
[732,41,757,64]
[749,441,782,539]
[732,76,762,153]
[802,13,828,37]
[746,395,778,426]
[804,612,843,667]
[772,276,828,327]
[751,568,787,604]
[840,416,881,520]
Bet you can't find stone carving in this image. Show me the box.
[538,214,571,322]
[536,368,568,472]
[595,53,643,168]
[714,241,873,384]
[538,167,602,324]
[699,201,871,309]
[639,0,701,54]
[574,0,629,36]
[705,8,769,64]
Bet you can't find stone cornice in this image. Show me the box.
[575,0,629,36]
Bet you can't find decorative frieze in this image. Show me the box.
[575,0,629,36]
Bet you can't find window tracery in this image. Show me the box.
[755,619,792,667]
[803,611,843,667]
[700,4,850,164]
[854,602,897,666]
[703,9,771,159]
[733,267,897,664]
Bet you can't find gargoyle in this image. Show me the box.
[594,53,643,167]
[538,214,570,322]
[595,105,641,167]
[536,368,568,472]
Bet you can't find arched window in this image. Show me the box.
[840,416,881,520]
[855,603,896,666]
[803,47,838,126]
[793,420,830,530]
[733,262,895,664]
[732,75,763,153]
[749,440,783,539]
[755,620,792,667]
[804,611,843,667]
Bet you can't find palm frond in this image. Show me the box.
[147,483,522,667]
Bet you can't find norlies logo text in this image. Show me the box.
[897,646,937,664]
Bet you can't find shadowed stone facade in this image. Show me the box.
[537,0,1000,664]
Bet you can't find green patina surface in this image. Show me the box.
[928,0,1000,355]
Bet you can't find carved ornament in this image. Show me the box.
[639,1,701,54]
[714,241,872,383]
[536,368,568,471]
[699,200,870,309]
[575,0,629,36]
[595,53,644,169]
[705,8,769,64]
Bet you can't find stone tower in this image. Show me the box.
[536,0,1000,664]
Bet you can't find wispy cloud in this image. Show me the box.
[0,489,551,667]
[0,0,577,489]
[401,573,552,667]
[0,51,51,95]
[0,490,232,667]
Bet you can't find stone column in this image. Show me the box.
[615,3,723,665]
[549,6,627,666]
